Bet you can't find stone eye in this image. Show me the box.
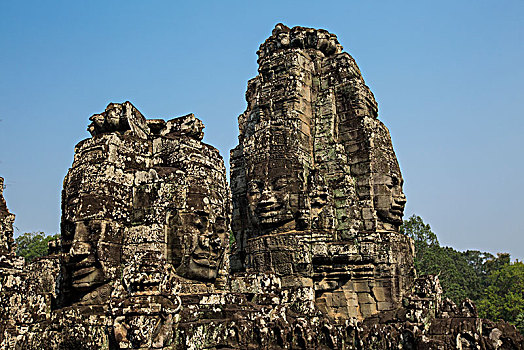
[248,182,261,196]
[214,217,227,233]
[391,176,399,187]
[273,178,287,190]
[193,211,209,229]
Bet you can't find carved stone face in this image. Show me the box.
[65,221,104,291]
[373,172,406,226]
[246,159,306,232]
[367,121,407,229]
[63,220,121,298]
[168,210,227,281]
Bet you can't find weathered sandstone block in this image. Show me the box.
[231,23,414,321]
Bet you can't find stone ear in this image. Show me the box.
[166,210,183,268]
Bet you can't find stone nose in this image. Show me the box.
[196,219,210,233]
[199,235,210,249]
[70,241,91,258]
[209,235,222,251]
[259,189,276,206]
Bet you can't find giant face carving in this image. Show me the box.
[168,210,227,281]
[246,157,308,233]
[373,171,406,226]
[368,121,407,229]
[62,219,122,302]
[167,183,228,282]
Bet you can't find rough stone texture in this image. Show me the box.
[1,103,233,348]
[0,178,62,348]
[1,24,523,349]
[230,23,414,322]
[0,178,15,257]
[60,103,230,308]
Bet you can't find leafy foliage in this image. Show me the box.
[477,261,524,324]
[401,215,483,303]
[516,313,524,335]
[401,215,524,334]
[15,231,59,262]
[400,214,439,247]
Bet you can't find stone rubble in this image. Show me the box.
[1,24,523,349]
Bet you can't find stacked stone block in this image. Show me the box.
[231,23,415,321]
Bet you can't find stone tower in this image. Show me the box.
[61,102,231,307]
[231,23,415,321]
[0,177,15,256]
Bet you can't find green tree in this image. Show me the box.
[400,214,439,247]
[462,250,494,275]
[515,313,524,334]
[484,253,511,276]
[477,261,524,326]
[15,232,59,262]
[401,215,522,333]
[401,215,484,303]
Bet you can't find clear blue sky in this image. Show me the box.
[1,0,522,260]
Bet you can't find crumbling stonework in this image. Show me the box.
[0,178,15,256]
[1,24,523,349]
[230,23,414,321]
[60,102,230,307]
[0,179,61,349]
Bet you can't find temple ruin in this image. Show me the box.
[1,24,522,349]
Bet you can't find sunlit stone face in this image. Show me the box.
[246,158,308,233]
[373,172,406,226]
[62,220,121,300]
[367,120,407,230]
[168,210,227,281]
[166,176,229,282]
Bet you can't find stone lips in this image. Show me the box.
[0,24,523,349]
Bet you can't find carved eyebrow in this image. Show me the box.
[272,177,288,187]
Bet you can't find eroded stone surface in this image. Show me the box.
[230,23,414,322]
[60,106,230,308]
[0,178,15,257]
[1,24,523,350]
